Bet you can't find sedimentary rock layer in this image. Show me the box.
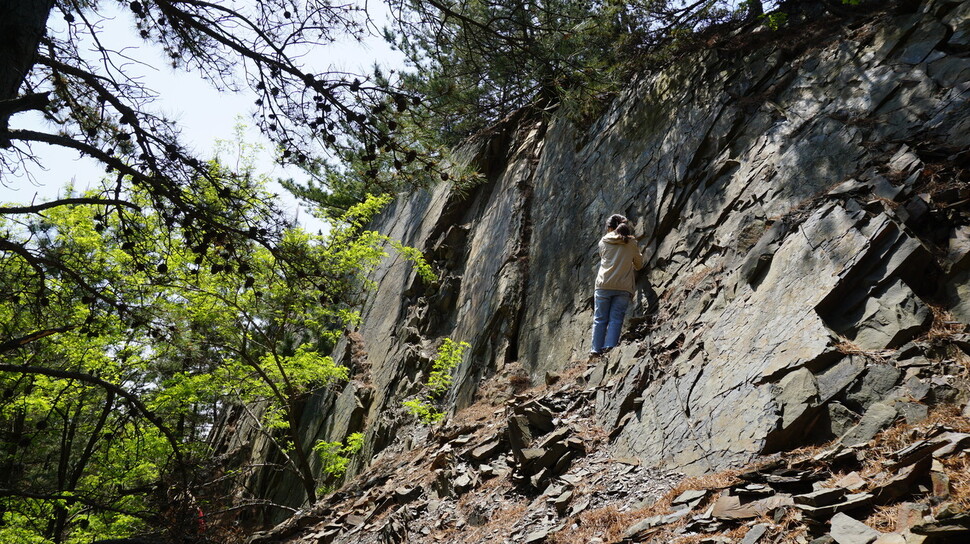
[235,0,970,515]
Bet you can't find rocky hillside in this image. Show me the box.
[222,0,970,541]
[249,367,970,544]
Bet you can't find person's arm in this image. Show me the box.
[632,242,644,271]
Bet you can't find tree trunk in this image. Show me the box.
[0,0,56,129]
[746,0,764,19]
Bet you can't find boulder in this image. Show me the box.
[841,402,898,446]
[524,528,549,543]
[794,488,848,507]
[712,493,793,520]
[845,365,902,412]
[946,270,970,326]
[741,524,770,544]
[827,402,861,438]
[469,439,505,462]
[830,512,882,544]
[796,493,873,518]
[508,415,533,459]
[817,356,867,403]
[672,489,709,508]
[775,367,820,429]
[850,280,932,350]
[893,401,928,424]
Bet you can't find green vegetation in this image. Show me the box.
[285,1,805,210]
[403,339,470,424]
[426,338,468,396]
[383,0,767,143]
[0,138,432,542]
[402,398,448,425]
[760,10,789,30]
[374,0,882,149]
[314,432,365,483]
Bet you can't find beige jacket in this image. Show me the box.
[595,232,644,294]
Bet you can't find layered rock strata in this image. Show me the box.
[246,347,970,544]
[231,0,970,517]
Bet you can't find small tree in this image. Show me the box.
[403,338,470,424]
[0,141,432,542]
[313,431,364,494]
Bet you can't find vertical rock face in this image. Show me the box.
[247,0,970,512]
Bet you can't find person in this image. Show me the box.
[590,214,644,355]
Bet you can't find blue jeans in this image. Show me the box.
[591,289,632,354]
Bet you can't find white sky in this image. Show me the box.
[0,2,405,235]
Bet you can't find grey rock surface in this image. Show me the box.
[850,279,932,350]
[741,524,770,544]
[845,364,903,411]
[226,0,970,513]
[323,0,970,479]
[830,512,882,544]
[827,402,861,439]
[247,351,970,544]
[841,402,899,446]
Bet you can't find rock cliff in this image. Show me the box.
[229,0,970,532]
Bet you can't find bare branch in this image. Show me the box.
[0,327,74,353]
[0,488,154,519]
[0,92,50,117]
[0,197,141,215]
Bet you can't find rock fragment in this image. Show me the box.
[830,512,882,544]
[794,488,847,507]
[740,523,770,544]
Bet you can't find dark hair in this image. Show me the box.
[606,214,633,241]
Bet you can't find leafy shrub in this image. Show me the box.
[313,432,365,480]
[403,338,470,424]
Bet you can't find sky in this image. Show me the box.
[0,2,406,235]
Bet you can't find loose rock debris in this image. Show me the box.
[248,365,682,544]
[218,2,970,536]
[247,358,970,544]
